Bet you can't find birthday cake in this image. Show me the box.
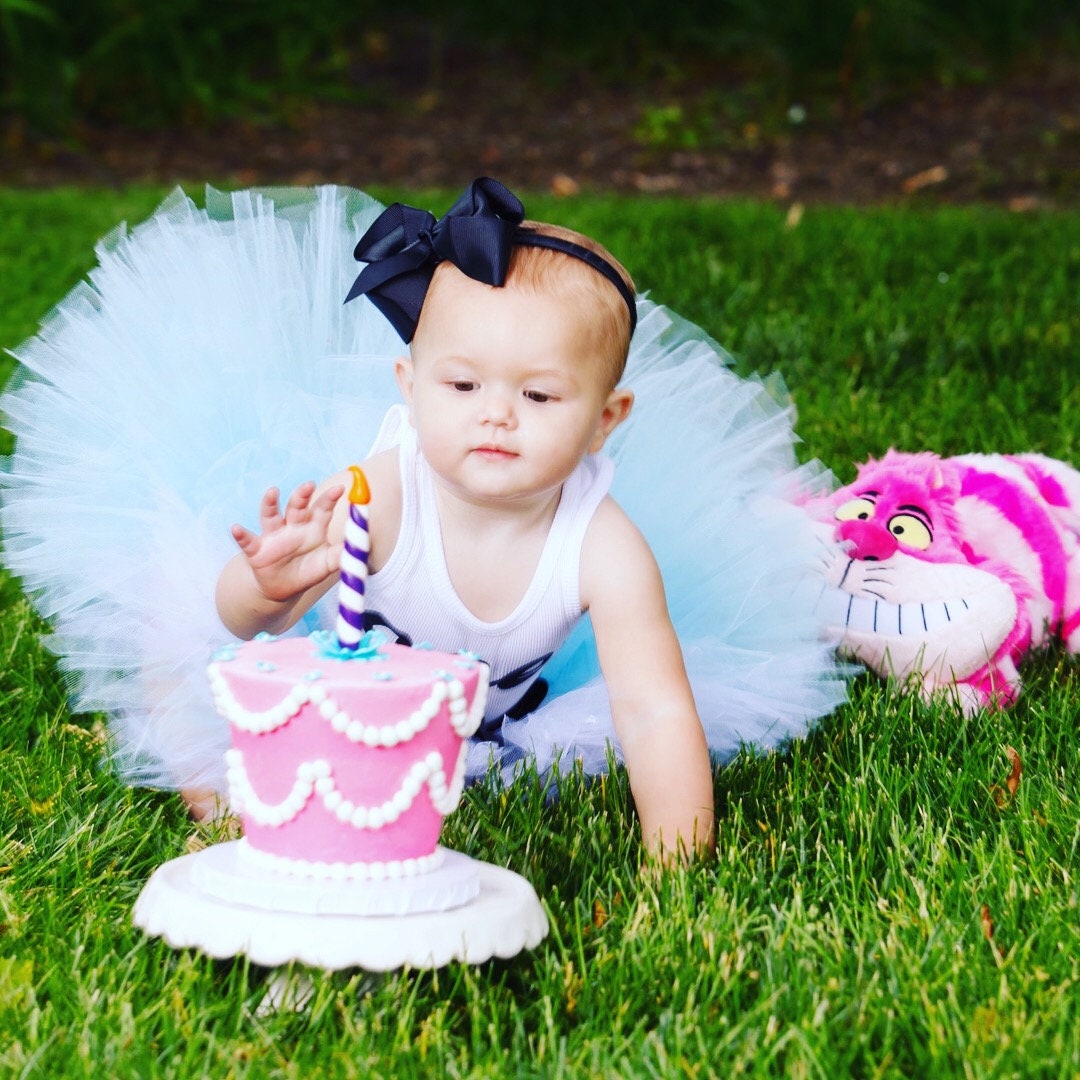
[208,631,489,884]
[133,618,548,964]
[131,460,547,957]
[136,623,545,963]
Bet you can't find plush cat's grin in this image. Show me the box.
[816,550,1017,693]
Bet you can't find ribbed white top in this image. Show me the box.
[359,407,613,721]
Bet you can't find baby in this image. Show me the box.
[216,178,715,862]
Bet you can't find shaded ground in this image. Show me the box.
[3,50,1079,207]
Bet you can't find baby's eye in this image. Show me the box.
[524,390,553,403]
[450,380,476,392]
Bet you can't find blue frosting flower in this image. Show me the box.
[310,628,390,662]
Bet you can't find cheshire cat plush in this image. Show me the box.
[809,450,1080,713]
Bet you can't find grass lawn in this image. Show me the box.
[1,186,1078,1078]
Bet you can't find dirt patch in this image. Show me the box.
[3,52,1078,208]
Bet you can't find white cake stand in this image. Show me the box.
[133,841,549,971]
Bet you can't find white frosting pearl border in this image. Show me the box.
[235,836,446,881]
[208,662,488,744]
[225,747,469,828]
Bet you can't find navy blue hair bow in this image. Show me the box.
[345,178,525,342]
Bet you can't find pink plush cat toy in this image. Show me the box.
[809,450,1080,713]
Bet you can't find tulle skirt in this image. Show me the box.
[1,185,847,793]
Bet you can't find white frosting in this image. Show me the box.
[432,742,471,817]
[225,747,469,827]
[235,836,446,881]
[209,663,485,742]
[457,666,491,739]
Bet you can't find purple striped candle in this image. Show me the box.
[335,466,371,650]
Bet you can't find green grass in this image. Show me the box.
[1,187,1079,1077]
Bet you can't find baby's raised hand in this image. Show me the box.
[230,481,345,602]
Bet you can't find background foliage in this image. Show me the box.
[2,0,1079,132]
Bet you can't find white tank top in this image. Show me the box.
[353,406,614,724]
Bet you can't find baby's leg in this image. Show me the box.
[181,787,228,822]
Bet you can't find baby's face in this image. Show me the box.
[397,267,631,508]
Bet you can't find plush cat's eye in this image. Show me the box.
[887,513,933,549]
[835,497,876,522]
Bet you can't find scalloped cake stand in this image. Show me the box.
[133,841,549,971]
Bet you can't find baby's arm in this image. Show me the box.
[581,500,716,863]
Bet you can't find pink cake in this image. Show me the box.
[208,631,489,881]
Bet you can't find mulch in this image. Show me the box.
[2,52,1078,208]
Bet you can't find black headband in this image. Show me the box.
[344,177,637,343]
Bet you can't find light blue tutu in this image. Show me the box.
[1,185,848,794]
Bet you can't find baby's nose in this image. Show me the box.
[481,389,516,425]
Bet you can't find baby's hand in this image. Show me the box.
[230,481,345,602]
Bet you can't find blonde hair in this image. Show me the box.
[422,221,635,390]
[508,221,635,389]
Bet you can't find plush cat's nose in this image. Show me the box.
[838,518,898,561]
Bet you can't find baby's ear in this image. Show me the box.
[590,388,634,453]
[393,355,415,407]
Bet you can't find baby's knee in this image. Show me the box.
[181,786,227,823]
